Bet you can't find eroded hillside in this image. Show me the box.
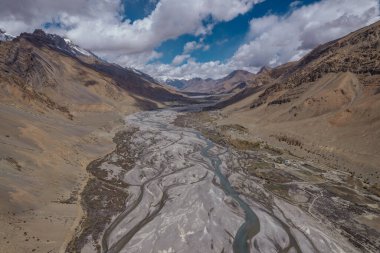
[0,30,188,253]
[208,21,380,184]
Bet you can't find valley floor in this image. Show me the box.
[0,103,136,253]
[68,109,380,252]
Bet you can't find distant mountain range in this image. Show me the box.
[166,69,256,94]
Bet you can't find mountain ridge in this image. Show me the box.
[166,69,256,94]
[1,29,189,114]
[208,20,380,183]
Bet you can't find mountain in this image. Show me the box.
[210,20,380,181]
[22,29,94,57]
[166,69,255,94]
[213,70,256,93]
[208,67,278,109]
[0,29,189,252]
[181,77,217,93]
[165,77,217,93]
[17,30,185,102]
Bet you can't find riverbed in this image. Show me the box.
[69,109,380,253]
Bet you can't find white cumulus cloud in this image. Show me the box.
[0,0,261,55]
[231,0,380,68]
[172,54,191,65]
[140,0,379,80]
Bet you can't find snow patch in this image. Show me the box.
[0,30,15,41]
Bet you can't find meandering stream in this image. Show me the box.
[197,132,260,253]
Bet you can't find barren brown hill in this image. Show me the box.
[213,20,380,183]
[211,70,256,94]
[0,30,188,252]
[208,66,280,109]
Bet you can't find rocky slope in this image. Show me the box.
[0,29,188,253]
[210,20,380,184]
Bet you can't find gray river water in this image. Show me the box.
[197,132,260,253]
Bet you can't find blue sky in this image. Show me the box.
[153,0,319,65]
[0,0,379,79]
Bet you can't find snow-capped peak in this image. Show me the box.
[28,29,94,58]
[127,67,144,76]
[63,37,92,57]
[0,29,15,42]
